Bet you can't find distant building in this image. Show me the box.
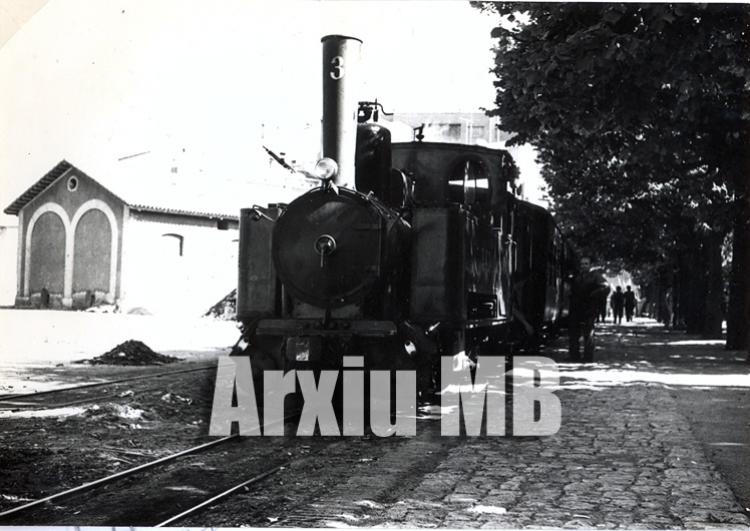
[389,112,510,145]
[390,112,547,206]
[3,157,309,315]
[0,224,18,306]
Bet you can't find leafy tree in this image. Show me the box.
[477,2,749,347]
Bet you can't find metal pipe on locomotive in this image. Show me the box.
[236,35,575,396]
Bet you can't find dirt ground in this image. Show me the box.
[0,365,220,513]
[0,309,239,516]
[0,358,458,526]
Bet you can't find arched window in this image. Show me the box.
[161,233,184,257]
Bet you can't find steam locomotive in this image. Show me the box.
[234,35,575,395]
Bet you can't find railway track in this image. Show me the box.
[1,392,456,527]
[0,435,237,519]
[0,412,304,526]
[179,417,458,528]
[0,357,455,527]
[154,462,288,527]
[0,363,216,410]
[0,407,446,527]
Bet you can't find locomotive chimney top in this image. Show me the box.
[321,34,363,43]
[321,34,362,188]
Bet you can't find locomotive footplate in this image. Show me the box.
[255,319,398,337]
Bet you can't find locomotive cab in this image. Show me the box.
[387,143,518,357]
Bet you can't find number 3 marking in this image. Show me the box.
[330,56,344,80]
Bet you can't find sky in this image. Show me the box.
[0,1,521,225]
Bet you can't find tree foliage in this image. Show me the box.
[477,3,750,343]
[479,2,748,265]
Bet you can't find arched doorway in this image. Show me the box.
[28,211,66,305]
[73,209,112,306]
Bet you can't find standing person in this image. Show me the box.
[611,286,625,324]
[569,257,610,362]
[624,285,637,322]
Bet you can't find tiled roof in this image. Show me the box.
[128,204,240,220]
[4,160,75,215]
[4,157,313,219]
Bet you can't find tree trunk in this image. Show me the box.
[665,266,677,328]
[679,233,723,338]
[701,231,724,339]
[726,174,750,351]
[684,242,706,334]
[673,259,686,330]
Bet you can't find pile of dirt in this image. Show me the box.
[79,340,181,366]
[205,289,236,320]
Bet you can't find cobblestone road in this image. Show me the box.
[380,386,747,529]
[296,321,750,529]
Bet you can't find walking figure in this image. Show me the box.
[624,285,637,322]
[569,257,610,363]
[611,286,624,324]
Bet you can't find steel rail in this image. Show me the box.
[0,410,301,521]
[0,383,195,410]
[0,364,215,402]
[156,435,342,527]
[0,435,238,519]
[155,464,286,527]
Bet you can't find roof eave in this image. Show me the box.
[128,204,239,221]
[3,160,74,215]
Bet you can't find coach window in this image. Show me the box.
[448,158,489,206]
[161,233,184,257]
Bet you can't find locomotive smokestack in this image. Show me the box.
[321,35,362,187]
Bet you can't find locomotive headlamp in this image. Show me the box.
[314,157,338,181]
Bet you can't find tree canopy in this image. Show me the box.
[478,3,750,343]
[479,2,748,257]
